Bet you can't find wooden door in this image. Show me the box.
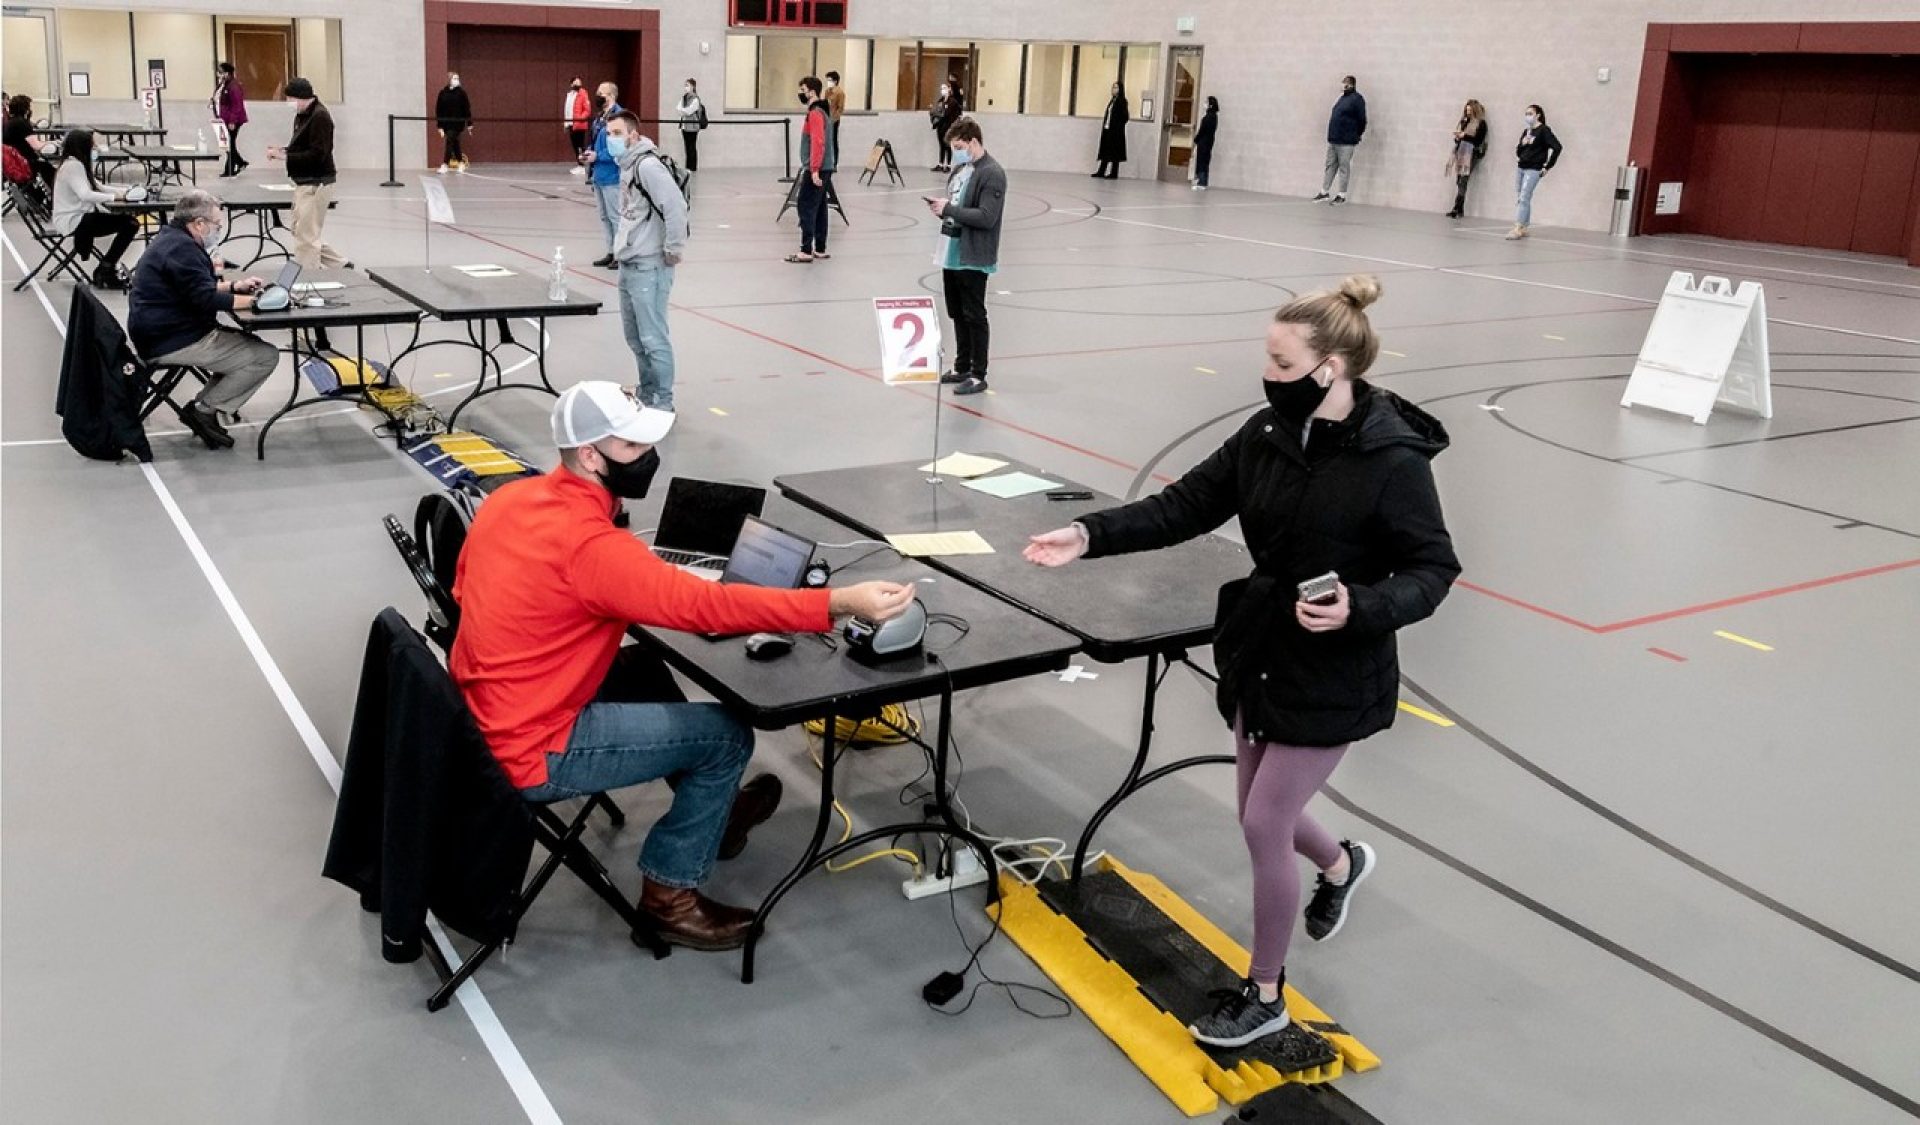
[225,25,292,102]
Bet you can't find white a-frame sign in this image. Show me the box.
[1620,272,1773,425]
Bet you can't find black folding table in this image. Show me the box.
[629,497,1079,982]
[368,266,601,427]
[776,454,1253,887]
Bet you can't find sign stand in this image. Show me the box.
[775,174,846,225]
[859,140,904,187]
[1620,271,1772,425]
[418,176,457,271]
[873,296,945,480]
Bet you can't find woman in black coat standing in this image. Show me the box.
[1445,98,1487,218]
[1025,275,1459,1050]
[1092,82,1128,178]
[930,76,964,172]
[1192,95,1219,190]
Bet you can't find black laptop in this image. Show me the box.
[650,478,767,569]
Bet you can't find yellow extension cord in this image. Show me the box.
[806,737,924,876]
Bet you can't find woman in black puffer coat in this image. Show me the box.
[1024,274,1459,1050]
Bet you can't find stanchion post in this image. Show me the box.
[380,114,402,187]
[780,118,794,182]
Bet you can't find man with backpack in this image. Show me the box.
[606,111,689,413]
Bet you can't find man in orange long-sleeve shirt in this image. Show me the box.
[452,381,915,950]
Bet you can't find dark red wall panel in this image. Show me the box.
[1853,72,1920,257]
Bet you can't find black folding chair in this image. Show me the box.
[8,181,93,291]
[381,512,628,830]
[135,362,211,423]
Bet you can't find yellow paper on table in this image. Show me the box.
[886,531,994,557]
[917,453,1008,478]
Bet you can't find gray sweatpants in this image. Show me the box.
[154,326,280,415]
[1321,144,1356,195]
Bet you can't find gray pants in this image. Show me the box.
[1321,144,1356,195]
[154,326,280,415]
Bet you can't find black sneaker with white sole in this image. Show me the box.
[1304,839,1374,942]
[1188,978,1291,1048]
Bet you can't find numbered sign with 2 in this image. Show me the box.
[873,296,941,385]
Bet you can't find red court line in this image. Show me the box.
[1592,557,1920,633]
[1452,580,1601,633]
[1647,647,1689,663]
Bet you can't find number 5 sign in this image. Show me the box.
[873,297,941,385]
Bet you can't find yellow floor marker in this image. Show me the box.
[708,407,729,417]
[1381,349,1406,358]
[1714,630,1774,652]
[1542,333,1566,341]
[1195,366,1217,375]
[1396,700,1455,727]
[991,856,1377,1117]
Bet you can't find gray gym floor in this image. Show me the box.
[4,163,1917,1125]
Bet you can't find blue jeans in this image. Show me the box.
[519,702,753,889]
[1515,168,1543,226]
[618,257,677,410]
[594,182,620,253]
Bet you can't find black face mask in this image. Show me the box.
[596,446,661,500]
[1263,361,1332,423]
[797,92,809,106]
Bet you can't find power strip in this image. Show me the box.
[902,844,989,901]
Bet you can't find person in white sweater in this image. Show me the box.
[52,129,138,289]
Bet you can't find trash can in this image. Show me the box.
[1609,164,1643,237]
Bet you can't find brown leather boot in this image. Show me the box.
[638,879,756,951]
[718,772,783,861]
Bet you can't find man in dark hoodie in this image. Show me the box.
[1314,76,1367,205]
[1024,274,1458,1051]
[266,76,347,269]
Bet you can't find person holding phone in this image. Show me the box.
[1024,275,1459,1048]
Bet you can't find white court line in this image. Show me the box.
[1,228,565,1125]
[1090,213,1920,348]
[1452,226,1920,293]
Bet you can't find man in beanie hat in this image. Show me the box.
[265,76,348,270]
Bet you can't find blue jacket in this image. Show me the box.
[127,224,232,359]
[589,102,624,187]
[1327,90,1367,146]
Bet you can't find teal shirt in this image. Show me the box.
[941,164,997,274]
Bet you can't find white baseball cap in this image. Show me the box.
[551,381,675,448]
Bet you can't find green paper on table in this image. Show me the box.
[963,471,1060,499]
[885,531,995,556]
[918,452,1008,478]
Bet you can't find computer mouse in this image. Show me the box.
[744,632,794,661]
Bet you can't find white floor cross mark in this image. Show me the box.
[1058,665,1100,684]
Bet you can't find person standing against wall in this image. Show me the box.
[265,78,348,270]
[1507,104,1562,240]
[1192,96,1219,191]
[928,119,1005,397]
[929,78,962,173]
[1092,82,1129,179]
[676,79,705,172]
[565,77,592,172]
[1313,76,1366,204]
[212,63,248,177]
[824,70,845,159]
[436,71,472,174]
[1445,99,1487,218]
[786,76,836,264]
[587,83,625,268]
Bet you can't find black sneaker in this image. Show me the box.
[1304,839,1375,942]
[952,377,987,396]
[939,369,968,385]
[1330,194,1348,206]
[1311,192,1330,201]
[1189,979,1290,1047]
[181,404,235,450]
[592,253,615,268]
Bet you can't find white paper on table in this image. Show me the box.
[962,471,1061,500]
[292,282,345,293]
[916,453,1008,478]
[258,183,296,191]
[454,264,515,277]
[885,531,995,556]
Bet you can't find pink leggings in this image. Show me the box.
[1234,719,1349,983]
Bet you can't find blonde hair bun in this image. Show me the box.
[1337,274,1382,310]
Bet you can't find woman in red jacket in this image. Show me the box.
[565,77,592,164]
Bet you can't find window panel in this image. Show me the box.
[1073,43,1121,120]
[1022,43,1070,117]
[755,34,814,111]
[724,34,758,111]
[871,39,917,112]
[972,41,1020,114]
[1122,43,1158,120]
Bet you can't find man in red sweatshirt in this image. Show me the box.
[451,381,916,950]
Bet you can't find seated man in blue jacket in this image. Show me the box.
[127,190,279,450]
